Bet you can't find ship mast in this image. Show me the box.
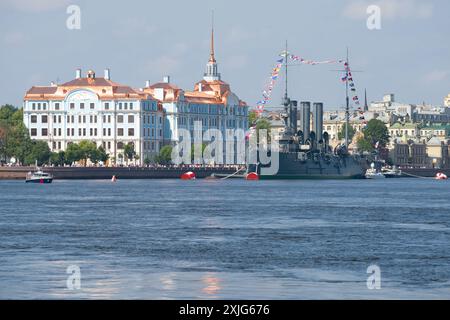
[345,47,350,149]
[284,40,288,102]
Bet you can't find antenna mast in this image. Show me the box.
[284,40,288,100]
[345,47,350,149]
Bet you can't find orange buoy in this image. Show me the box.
[436,173,448,180]
[111,175,117,182]
[245,172,259,180]
[181,171,196,180]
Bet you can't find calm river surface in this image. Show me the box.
[0,178,449,299]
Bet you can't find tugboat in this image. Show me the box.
[25,168,53,183]
[247,46,366,179]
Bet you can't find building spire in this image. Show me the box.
[364,88,368,111]
[204,11,220,82]
[209,11,216,63]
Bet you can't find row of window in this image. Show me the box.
[29,114,160,125]
[143,128,162,138]
[50,141,159,153]
[177,104,247,116]
[32,128,140,137]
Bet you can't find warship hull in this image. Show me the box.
[249,152,366,180]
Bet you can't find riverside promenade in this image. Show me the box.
[0,166,240,180]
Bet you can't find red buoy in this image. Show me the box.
[436,172,448,180]
[245,172,259,180]
[181,171,196,180]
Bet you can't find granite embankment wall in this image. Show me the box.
[0,167,238,180]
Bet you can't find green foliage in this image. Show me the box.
[356,136,374,152]
[123,143,136,163]
[357,119,390,152]
[255,118,271,142]
[143,156,151,166]
[24,140,51,166]
[248,110,258,127]
[155,145,173,165]
[0,105,31,164]
[50,151,66,166]
[65,143,82,164]
[78,140,98,166]
[97,146,109,163]
[338,123,356,141]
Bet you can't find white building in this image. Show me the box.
[143,26,249,148]
[23,69,164,165]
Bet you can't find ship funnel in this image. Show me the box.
[290,100,298,133]
[312,102,323,143]
[300,102,311,141]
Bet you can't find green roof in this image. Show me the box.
[420,124,450,130]
[390,122,418,129]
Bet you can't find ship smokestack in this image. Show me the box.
[300,101,311,142]
[312,102,323,143]
[291,100,298,133]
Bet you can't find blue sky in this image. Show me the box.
[0,0,448,111]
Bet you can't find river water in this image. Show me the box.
[0,178,449,299]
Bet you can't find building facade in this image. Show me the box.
[143,27,249,151]
[23,69,164,165]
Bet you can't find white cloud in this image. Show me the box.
[343,0,433,20]
[0,0,71,12]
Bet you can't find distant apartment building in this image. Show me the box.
[419,125,450,141]
[23,69,164,165]
[445,93,450,107]
[142,27,249,150]
[389,122,420,140]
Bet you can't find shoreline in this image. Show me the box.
[0,166,239,180]
[1,166,449,180]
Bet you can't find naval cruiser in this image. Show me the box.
[246,48,367,179]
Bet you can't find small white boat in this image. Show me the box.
[365,168,386,179]
[382,166,402,178]
[25,169,53,183]
[365,163,385,179]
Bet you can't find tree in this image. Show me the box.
[357,119,390,152]
[143,156,151,166]
[97,146,109,163]
[155,145,173,165]
[78,140,97,166]
[123,143,136,164]
[50,151,66,166]
[248,110,259,127]
[6,122,31,164]
[134,153,140,165]
[24,140,51,166]
[65,143,82,164]
[255,118,271,143]
[356,136,374,152]
[338,123,356,141]
[0,104,16,122]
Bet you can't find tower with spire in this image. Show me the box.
[203,13,221,82]
[364,88,369,111]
